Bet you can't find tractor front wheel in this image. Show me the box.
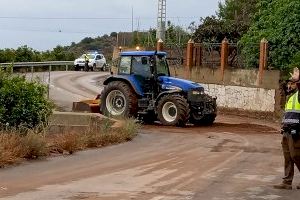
[100,81,138,118]
[157,94,190,126]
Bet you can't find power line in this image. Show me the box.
[0,27,100,34]
[0,16,201,20]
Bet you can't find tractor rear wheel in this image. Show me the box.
[157,94,190,126]
[100,81,138,118]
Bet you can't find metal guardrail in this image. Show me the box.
[0,61,75,99]
[0,61,74,71]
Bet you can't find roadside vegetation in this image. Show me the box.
[0,33,118,64]
[0,118,139,168]
[0,69,53,129]
[190,0,300,71]
[0,70,140,168]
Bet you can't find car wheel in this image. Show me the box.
[74,65,80,71]
[92,64,96,71]
[101,64,107,71]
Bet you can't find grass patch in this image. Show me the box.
[0,118,140,168]
[0,133,24,167]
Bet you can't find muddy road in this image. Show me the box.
[1,71,299,200]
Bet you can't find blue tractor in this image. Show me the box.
[100,51,217,126]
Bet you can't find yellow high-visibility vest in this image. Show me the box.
[283,91,300,125]
[285,92,300,112]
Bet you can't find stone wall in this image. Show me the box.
[202,84,276,112]
[172,66,282,114]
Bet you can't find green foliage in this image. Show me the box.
[192,0,258,43]
[0,32,119,63]
[218,0,257,26]
[240,0,300,70]
[166,21,190,44]
[0,71,53,129]
[193,16,229,43]
[289,52,300,69]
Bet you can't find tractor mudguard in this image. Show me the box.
[103,75,144,96]
[155,90,183,111]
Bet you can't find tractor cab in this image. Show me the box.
[117,51,169,95]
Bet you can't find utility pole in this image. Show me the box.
[131,6,134,33]
[156,0,166,42]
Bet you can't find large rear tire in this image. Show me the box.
[157,94,190,126]
[100,81,138,118]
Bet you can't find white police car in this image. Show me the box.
[74,52,107,71]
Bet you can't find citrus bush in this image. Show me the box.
[0,70,53,129]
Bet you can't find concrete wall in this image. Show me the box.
[172,66,282,114]
[202,84,276,112]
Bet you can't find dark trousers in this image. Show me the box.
[282,134,300,184]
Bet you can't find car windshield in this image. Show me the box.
[80,54,95,59]
[156,55,169,76]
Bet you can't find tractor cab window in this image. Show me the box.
[119,56,131,74]
[156,55,169,76]
[131,56,151,77]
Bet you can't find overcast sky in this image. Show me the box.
[0,0,221,50]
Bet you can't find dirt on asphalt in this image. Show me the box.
[3,72,297,200]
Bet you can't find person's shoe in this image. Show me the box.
[296,184,300,190]
[273,183,292,190]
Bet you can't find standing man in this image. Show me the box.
[84,54,89,72]
[274,67,300,190]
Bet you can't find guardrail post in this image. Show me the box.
[48,65,52,99]
[220,38,229,81]
[31,66,34,80]
[66,65,68,71]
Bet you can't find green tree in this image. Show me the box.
[240,0,300,70]
[15,46,35,62]
[0,49,15,63]
[166,21,190,44]
[0,71,53,128]
[218,0,258,27]
[192,0,258,43]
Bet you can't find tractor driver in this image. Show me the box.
[132,56,151,78]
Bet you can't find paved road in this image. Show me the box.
[1,71,299,200]
[48,71,109,111]
[28,71,109,111]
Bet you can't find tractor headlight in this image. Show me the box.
[192,90,201,95]
[192,90,205,95]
